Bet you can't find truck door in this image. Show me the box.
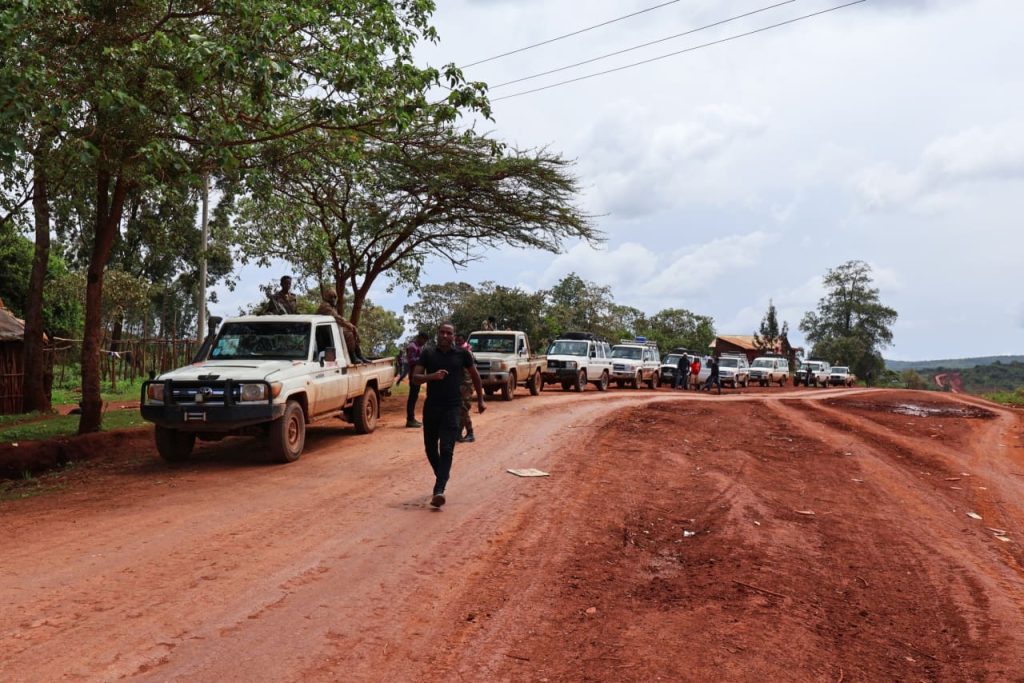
[311,323,346,414]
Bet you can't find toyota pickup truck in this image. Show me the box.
[610,339,661,389]
[140,315,394,463]
[794,359,831,387]
[542,332,614,392]
[467,330,545,400]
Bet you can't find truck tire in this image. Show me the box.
[645,372,657,389]
[740,377,748,388]
[501,371,516,401]
[779,376,787,387]
[154,426,195,463]
[352,387,379,434]
[484,387,495,396]
[631,372,642,389]
[528,370,542,396]
[561,381,572,391]
[596,370,609,392]
[573,369,586,392]
[269,400,305,463]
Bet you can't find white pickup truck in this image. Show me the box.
[140,315,394,463]
[610,339,662,389]
[467,330,545,400]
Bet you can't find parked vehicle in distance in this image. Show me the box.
[748,356,790,387]
[543,332,614,392]
[717,353,750,388]
[659,348,691,386]
[610,339,661,389]
[828,366,856,387]
[140,315,395,464]
[794,359,831,387]
[467,330,545,400]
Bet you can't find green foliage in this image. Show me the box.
[900,369,928,390]
[910,360,1024,394]
[985,387,1024,406]
[885,355,1024,371]
[0,409,146,444]
[543,273,617,337]
[642,308,716,354]
[403,282,477,334]
[800,260,897,380]
[0,228,81,335]
[344,300,403,357]
[753,299,789,353]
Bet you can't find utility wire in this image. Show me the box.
[461,0,683,69]
[491,0,867,102]
[490,0,795,90]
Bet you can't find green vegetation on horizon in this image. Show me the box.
[885,355,1024,371]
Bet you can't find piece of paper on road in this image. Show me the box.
[507,468,550,477]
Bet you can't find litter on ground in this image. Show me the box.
[507,468,550,477]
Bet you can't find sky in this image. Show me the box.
[211,0,1024,361]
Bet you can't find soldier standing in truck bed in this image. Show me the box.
[263,275,298,315]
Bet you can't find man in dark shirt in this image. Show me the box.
[703,356,721,394]
[674,354,689,390]
[412,323,485,508]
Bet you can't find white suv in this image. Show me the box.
[543,334,614,392]
[610,340,661,389]
[748,356,790,387]
[717,354,750,388]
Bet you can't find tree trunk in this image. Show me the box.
[22,162,52,413]
[79,171,129,434]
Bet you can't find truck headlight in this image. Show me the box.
[239,383,268,402]
[146,383,164,403]
[498,362,509,371]
[566,361,577,370]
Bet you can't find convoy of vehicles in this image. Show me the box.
[466,330,545,400]
[542,333,614,392]
[140,315,395,464]
[140,318,863,466]
[748,356,790,387]
[610,339,662,389]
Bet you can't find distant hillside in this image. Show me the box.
[885,355,1024,371]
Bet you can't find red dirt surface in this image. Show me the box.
[2,385,1024,682]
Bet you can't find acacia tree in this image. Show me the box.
[1,1,484,432]
[800,260,898,379]
[236,124,598,324]
[753,299,789,353]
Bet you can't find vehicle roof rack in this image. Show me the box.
[560,331,600,341]
[618,338,659,347]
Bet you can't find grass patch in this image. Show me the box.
[51,378,145,406]
[0,409,147,444]
[0,411,45,427]
[985,388,1024,406]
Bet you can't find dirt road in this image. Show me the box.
[2,386,1023,682]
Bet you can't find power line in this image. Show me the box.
[490,0,796,90]
[491,0,867,102]
[461,0,683,69]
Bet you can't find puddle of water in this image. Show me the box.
[892,404,991,418]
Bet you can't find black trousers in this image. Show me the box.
[406,381,421,421]
[422,402,460,495]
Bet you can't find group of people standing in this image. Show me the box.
[672,353,722,394]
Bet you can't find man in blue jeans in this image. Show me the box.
[412,323,486,508]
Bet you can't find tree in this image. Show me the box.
[543,273,615,337]
[800,261,898,380]
[403,282,477,335]
[236,124,598,325]
[344,300,403,357]
[644,308,715,355]
[753,299,789,354]
[451,283,548,344]
[1,1,485,432]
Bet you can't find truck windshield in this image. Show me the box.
[663,354,683,365]
[832,367,848,373]
[611,346,642,360]
[469,334,516,354]
[547,340,588,356]
[719,358,739,368]
[210,321,311,360]
[751,359,773,368]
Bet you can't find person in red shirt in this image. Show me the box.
[689,356,701,391]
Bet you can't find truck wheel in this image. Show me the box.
[632,372,642,389]
[501,371,516,401]
[352,387,379,434]
[561,381,572,391]
[740,377,748,388]
[574,369,586,392]
[154,426,195,463]
[484,387,495,396]
[269,400,305,463]
[596,371,609,392]
[528,370,542,396]
[645,372,657,389]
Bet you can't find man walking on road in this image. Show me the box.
[412,323,485,508]
[703,355,722,394]
[405,332,429,428]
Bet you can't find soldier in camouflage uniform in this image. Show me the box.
[263,275,298,315]
[316,288,369,364]
[454,332,476,443]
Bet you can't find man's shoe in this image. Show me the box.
[462,433,475,443]
[430,493,446,508]
[406,419,422,428]
[456,435,466,443]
